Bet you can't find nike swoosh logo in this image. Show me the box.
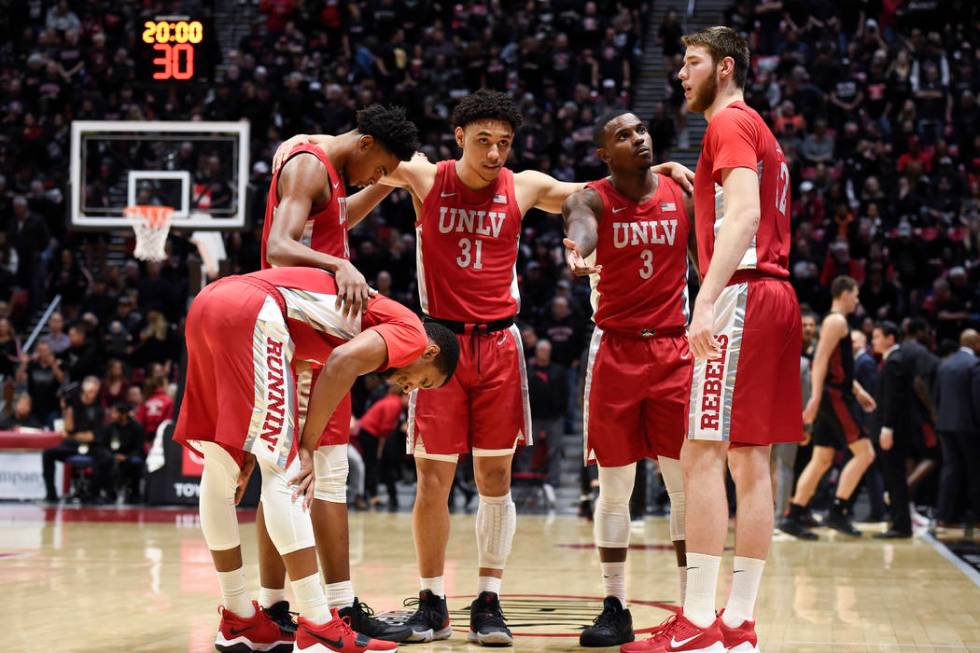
[732,569,745,574]
[309,632,344,649]
[671,634,701,648]
[333,181,340,189]
[686,567,699,571]
[229,627,253,635]
[612,207,627,213]
[441,191,457,198]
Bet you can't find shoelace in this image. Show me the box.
[473,598,507,628]
[352,600,376,618]
[403,596,441,624]
[648,614,679,639]
[591,605,621,628]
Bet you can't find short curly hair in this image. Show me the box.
[356,104,419,161]
[451,89,523,133]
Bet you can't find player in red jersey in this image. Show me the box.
[173,267,459,653]
[660,27,803,653]
[258,105,420,643]
[277,89,693,646]
[562,110,696,649]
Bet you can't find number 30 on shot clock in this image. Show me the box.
[140,18,210,81]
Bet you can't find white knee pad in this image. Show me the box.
[476,492,517,569]
[658,456,685,542]
[594,463,635,549]
[314,444,349,503]
[257,457,315,555]
[197,441,242,551]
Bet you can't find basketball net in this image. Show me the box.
[125,205,173,261]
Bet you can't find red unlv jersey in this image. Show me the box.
[261,144,349,269]
[416,160,523,322]
[247,267,426,369]
[586,176,691,332]
[693,101,791,280]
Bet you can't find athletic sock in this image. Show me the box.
[420,576,445,598]
[259,586,286,609]
[326,580,355,609]
[218,568,255,618]
[683,552,721,628]
[600,561,627,608]
[477,575,502,596]
[722,556,766,628]
[291,573,331,624]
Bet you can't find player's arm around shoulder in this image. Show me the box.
[379,151,437,201]
[561,187,603,277]
[514,169,587,215]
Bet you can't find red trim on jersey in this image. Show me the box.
[260,144,349,269]
[827,387,861,444]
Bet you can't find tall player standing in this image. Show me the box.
[278,89,693,646]
[258,105,419,644]
[562,110,695,649]
[670,27,803,653]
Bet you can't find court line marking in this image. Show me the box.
[783,641,980,650]
[921,531,980,588]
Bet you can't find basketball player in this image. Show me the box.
[173,266,459,653]
[561,110,695,648]
[672,27,803,653]
[779,276,877,540]
[258,105,419,643]
[276,89,694,646]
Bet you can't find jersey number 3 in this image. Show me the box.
[639,249,653,279]
[457,237,484,270]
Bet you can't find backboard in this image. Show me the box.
[70,120,250,230]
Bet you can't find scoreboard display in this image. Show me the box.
[136,15,217,82]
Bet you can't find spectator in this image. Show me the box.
[135,376,174,443]
[17,341,64,426]
[0,317,21,378]
[355,382,406,511]
[42,376,106,502]
[871,321,914,538]
[933,329,980,527]
[523,339,567,508]
[100,402,146,503]
[0,393,42,430]
[99,358,129,408]
[801,310,818,360]
[39,312,69,355]
[63,321,100,381]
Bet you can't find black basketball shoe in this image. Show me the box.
[824,506,862,537]
[261,600,297,635]
[579,596,635,647]
[778,515,819,540]
[468,591,513,646]
[403,590,452,643]
[338,597,413,643]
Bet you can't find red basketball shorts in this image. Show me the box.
[295,363,353,447]
[173,277,297,469]
[408,324,531,457]
[584,328,692,466]
[688,277,804,446]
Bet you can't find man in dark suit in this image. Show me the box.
[853,329,886,521]
[934,329,980,526]
[871,321,915,538]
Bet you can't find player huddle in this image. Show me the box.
[174,26,801,653]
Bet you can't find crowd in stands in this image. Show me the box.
[0,1,975,523]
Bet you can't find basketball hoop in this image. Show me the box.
[125,205,173,261]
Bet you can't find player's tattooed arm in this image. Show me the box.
[290,330,389,508]
[561,188,603,277]
[269,154,374,317]
[651,162,695,194]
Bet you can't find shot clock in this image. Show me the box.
[136,15,217,82]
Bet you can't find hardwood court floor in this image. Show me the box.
[1,504,978,652]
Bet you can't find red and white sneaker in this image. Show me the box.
[719,616,760,653]
[620,613,681,652]
[215,601,294,653]
[294,609,398,652]
[660,614,725,652]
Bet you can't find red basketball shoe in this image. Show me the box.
[215,600,294,653]
[620,613,681,653]
[719,616,760,653]
[294,609,398,652]
[660,614,725,652]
